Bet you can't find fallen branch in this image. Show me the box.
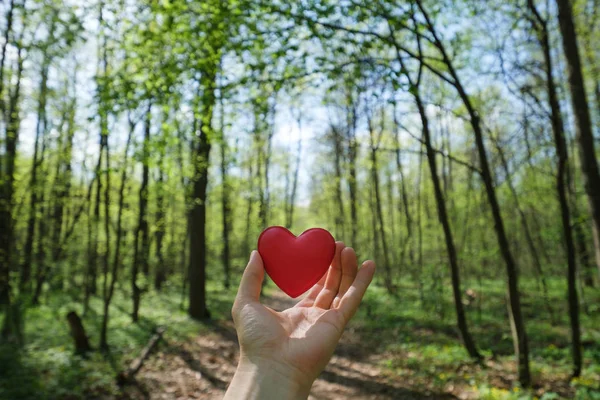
[117,327,166,385]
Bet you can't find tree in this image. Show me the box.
[555,0,600,279]
[0,0,21,309]
[0,20,24,320]
[528,0,582,376]
[100,112,135,349]
[219,83,232,290]
[285,113,302,231]
[413,0,530,383]
[366,107,393,292]
[132,102,151,322]
[392,25,481,358]
[188,0,226,318]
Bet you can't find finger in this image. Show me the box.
[314,242,345,309]
[235,251,265,304]
[295,271,327,308]
[337,260,376,323]
[332,247,358,308]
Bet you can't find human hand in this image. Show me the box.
[224,242,376,400]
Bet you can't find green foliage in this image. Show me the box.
[0,282,237,399]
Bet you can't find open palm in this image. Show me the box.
[232,243,376,386]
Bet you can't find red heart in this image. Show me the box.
[258,226,336,298]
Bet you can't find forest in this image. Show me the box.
[0,0,599,398]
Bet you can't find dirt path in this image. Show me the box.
[124,293,456,399]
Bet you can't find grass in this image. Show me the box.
[0,274,599,399]
[352,276,600,399]
[0,280,237,400]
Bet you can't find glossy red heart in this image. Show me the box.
[257,226,336,298]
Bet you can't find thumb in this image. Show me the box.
[236,251,265,304]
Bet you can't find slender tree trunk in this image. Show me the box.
[140,107,151,279]
[393,115,414,272]
[21,59,50,293]
[154,131,166,291]
[0,45,23,310]
[32,199,48,304]
[50,96,76,287]
[256,96,275,230]
[345,93,359,246]
[132,102,151,322]
[100,95,111,344]
[253,106,266,231]
[416,142,425,306]
[368,114,393,292]
[328,127,345,238]
[263,99,275,227]
[528,0,582,375]
[87,149,102,299]
[220,101,231,289]
[100,116,134,350]
[404,66,481,360]
[492,133,554,321]
[176,123,190,308]
[348,138,358,246]
[0,0,15,116]
[286,133,302,230]
[244,158,255,256]
[31,118,51,303]
[555,0,600,279]
[422,106,481,360]
[416,0,530,384]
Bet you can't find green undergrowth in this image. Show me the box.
[353,277,600,399]
[0,281,237,400]
[0,275,598,399]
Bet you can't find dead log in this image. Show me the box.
[117,327,165,385]
[66,311,91,354]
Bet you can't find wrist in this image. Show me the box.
[224,354,312,400]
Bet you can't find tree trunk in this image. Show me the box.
[50,95,76,287]
[220,120,232,290]
[0,0,15,116]
[87,124,105,301]
[528,0,582,375]
[244,158,255,256]
[393,109,415,273]
[21,58,50,293]
[491,133,553,321]
[100,116,134,350]
[345,90,359,246]
[256,96,276,230]
[286,131,302,230]
[0,44,23,309]
[188,67,218,320]
[416,0,531,384]
[132,102,151,322]
[368,114,393,292]
[416,142,425,307]
[555,0,600,279]
[154,131,167,292]
[404,64,481,360]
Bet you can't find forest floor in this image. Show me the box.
[1,277,599,400]
[122,292,458,400]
